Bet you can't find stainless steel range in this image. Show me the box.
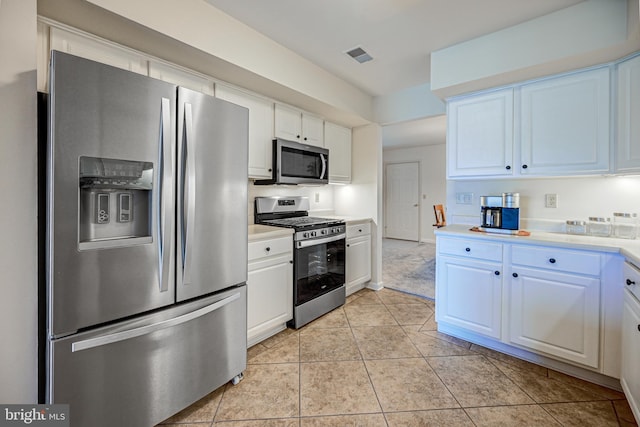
[255,196,346,328]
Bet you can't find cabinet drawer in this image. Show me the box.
[511,245,600,276]
[437,237,502,262]
[347,222,371,238]
[248,236,292,262]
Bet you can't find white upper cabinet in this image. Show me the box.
[50,27,148,76]
[617,54,640,174]
[148,61,214,95]
[216,84,274,179]
[519,67,611,175]
[447,88,514,178]
[324,122,352,183]
[274,104,324,147]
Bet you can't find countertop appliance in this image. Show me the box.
[46,51,249,426]
[254,196,345,328]
[254,138,329,185]
[479,193,520,234]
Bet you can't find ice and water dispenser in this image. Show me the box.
[79,156,153,249]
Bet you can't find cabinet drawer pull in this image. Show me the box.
[627,279,636,286]
[505,165,511,170]
[494,271,500,276]
[522,164,528,169]
[265,247,271,252]
[465,247,471,252]
[637,324,640,332]
[512,273,518,278]
[358,229,362,232]
[549,258,556,264]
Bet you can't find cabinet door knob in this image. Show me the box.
[296,135,301,139]
[289,260,293,264]
[265,247,271,252]
[506,165,511,170]
[303,137,308,141]
[347,244,350,247]
[637,324,640,332]
[549,258,556,264]
[465,247,471,252]
[512,273,518,278]
[358,229,362,232]
[627,279,636,286]
[494,271,500,276]
[522,164,528,169]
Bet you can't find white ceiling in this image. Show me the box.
[204,0,585,147]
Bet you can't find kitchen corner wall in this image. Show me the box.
[0,0,38,403]
[447,175,640,231]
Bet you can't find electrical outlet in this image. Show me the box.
[545,193,558,208]
[455,192,473,205]
[315,192,320,203]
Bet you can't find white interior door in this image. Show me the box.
[385,162,420,241]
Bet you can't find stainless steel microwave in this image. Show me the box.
[255,138,329,185]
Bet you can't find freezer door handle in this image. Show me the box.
[71,291,241,352]
[182,102,197,286]
[159,97,173,293]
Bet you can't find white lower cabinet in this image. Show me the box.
[509,266,600,368]
[436,234,612,373]
[345,222,371,295]
[436,255,502,339]
[622,262,640,422]
[247,235,293,347]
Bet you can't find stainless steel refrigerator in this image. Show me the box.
[46,51,249,426]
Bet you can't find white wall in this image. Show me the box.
[447,176,640,232]
[383,144,447,242]
[431,0,636,98]
[335,124,383,287]
[0,0,38,403]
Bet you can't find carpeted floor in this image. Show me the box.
[382,238,436,300]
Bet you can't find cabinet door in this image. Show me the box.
[435,255,502,339]
[346,235,371,287]
[622,290,640,422]
[247,257,293,346]
[447,88,514,178]
[520,67,610,175]
[324,122,352,183]
[50,27,147,75]
[617,55,640,174]
[217,85,274,179]
[149,61,213,95]
[274,104,302,142]
[509,266,600,368]
[301,114,324,147]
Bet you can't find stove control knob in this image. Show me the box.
[321,229,327,235]
[303,232,309,238]
[312,231,317,237]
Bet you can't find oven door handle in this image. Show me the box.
[296,233,346,249]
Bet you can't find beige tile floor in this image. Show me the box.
[158,288,638,426]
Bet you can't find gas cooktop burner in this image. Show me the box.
[262,216,343,229]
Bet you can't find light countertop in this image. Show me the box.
[435,224,640,266]
[320,215,372,224]
[248,224,294,242]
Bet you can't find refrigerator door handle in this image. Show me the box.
[159,97,173,293]
[71,291,241,352]
[182,103,197,286]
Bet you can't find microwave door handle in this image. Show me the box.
[182,102,196,286]
[159,97,173,292]
[320,153,327,179]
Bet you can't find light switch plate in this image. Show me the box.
[455,192,473,205]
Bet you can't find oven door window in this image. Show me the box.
[295,239,345,305]
[281,146,323,179]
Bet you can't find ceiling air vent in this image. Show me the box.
[345,46,373,64]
